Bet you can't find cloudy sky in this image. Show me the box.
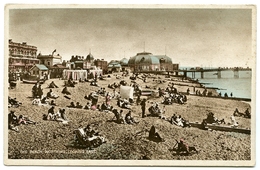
[8,7,254,67]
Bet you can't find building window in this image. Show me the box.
[48,62,50,66]
[33,71,35,74]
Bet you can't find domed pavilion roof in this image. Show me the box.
[128,52,172,65]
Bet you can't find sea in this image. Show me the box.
[181,67,252,99]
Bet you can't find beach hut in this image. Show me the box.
[89,66,103,78]
[62,69,88,80]
[30,64,49,79]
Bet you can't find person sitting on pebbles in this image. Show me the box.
[47,89,59,99]
[48,81,59,88]
[62,86,71,95]
[50,100,57,106]
[148,125,164,142]
[8,111,19,132]
[67,102,76,108]
[83,102,92,110]
[75,102,83,109]
[112,109,125,124]
[100,102,110,112]
[47,106,56,120]
[125,110,138,124]
[54,108,69,124]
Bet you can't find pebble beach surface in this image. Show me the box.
[7,74,251,160]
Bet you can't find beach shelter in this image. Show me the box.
[120,86,134,100]
[62,70,88,80]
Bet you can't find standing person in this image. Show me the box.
[105,93,111,105]
[140,99,147,118]
[136,94,141,105]
[230,92,233,97]
[37,84,43,99]
[60,109,68,121]
[187,88,190,95]
[32,83,38,98]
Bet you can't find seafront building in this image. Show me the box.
[8,39,39,72]
[94,59,108,74]
[37,50,62,68]
[128,51,175,73]
[67,53,95,70]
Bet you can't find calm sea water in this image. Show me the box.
[185,70,252,99]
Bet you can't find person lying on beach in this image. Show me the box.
[48,81,59,88]
[17,115,36,125]
[8,96,22,108]
[46,89,59,99]
[62,86,71,95]
[233,108,244,117]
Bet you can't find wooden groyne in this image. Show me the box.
[189,122,251,134]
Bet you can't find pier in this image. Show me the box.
[136,67,251,79]
[176,68,251,79]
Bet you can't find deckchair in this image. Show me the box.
[74,128,91,147]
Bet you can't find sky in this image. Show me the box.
[8,6,254,67]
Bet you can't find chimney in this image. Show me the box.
[22,42,27,45]
[9,39,12,43]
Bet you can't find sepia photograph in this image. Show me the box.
[4,4,256,166]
